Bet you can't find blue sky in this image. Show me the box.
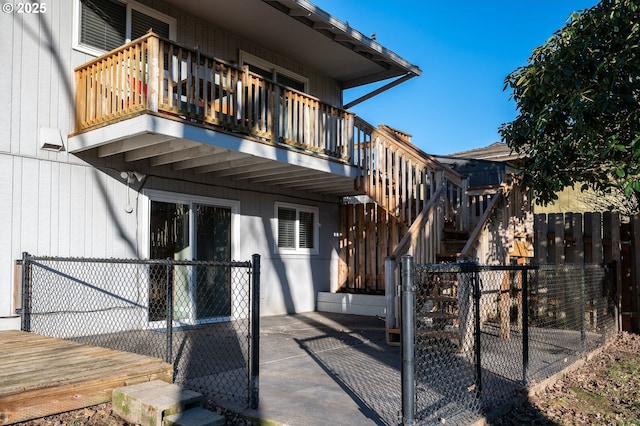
[312,1,600,156]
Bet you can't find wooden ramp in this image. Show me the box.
[0,330,173,425]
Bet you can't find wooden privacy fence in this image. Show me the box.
[533,212,640,333]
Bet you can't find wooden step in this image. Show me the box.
[443,229,469,240]
[436,253,459,263]
[417,295,458,303]
[417,311,457,320]
[440,239,467,252]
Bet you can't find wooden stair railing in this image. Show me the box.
[385,185,446,344]
[353,118,464,229]
[459,185,506,262]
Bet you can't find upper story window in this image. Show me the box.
[74,0,176,56]
[275,202,319,255]
[241,51,308,93]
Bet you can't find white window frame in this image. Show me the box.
[140,190,240,261]
[274,202,319,255]
[240,51,308,92]
[73,0,177,57]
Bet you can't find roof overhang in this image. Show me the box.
[162,0,421,90]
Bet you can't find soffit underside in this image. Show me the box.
[162,0,421,88]
[68,116,361,197]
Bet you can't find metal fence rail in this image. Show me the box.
[401,256,617,425]
[19,253,260,409]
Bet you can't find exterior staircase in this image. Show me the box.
[415,270,460,344]
[436,224,470,263]
[412,216,470,346]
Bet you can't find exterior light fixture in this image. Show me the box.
[120,171,146,213]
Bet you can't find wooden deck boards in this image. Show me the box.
[0,330,173,425]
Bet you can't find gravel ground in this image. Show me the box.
[12,332,640,426]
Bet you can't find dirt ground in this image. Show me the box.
[11,400,254,426]
[494,332,640,425]
[12,332,640,426]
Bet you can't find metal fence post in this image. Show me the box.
[522,268,529,387]
[166,260,174,365]
[250,254,261,410]
[401,254,415,425]
[20,252,31,332]
[472,265,482,395]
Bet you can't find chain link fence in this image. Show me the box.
[400,257,617,425]
[19,253,260,408]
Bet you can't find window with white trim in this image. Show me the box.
[74,0,176,56]
[275,203,319,254]
[241,51,308,93]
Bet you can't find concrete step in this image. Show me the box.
[164,407,226,426]
[112,380,205,426]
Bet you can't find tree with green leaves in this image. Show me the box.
[500,0,640,210]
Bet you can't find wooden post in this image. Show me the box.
[435,169,445,252]
[385,256,399,345]
[366,203,376,291]
[13,260,22,315]
[460,178,469,231]
[551,213,565,264]
[355,204,365,290]
[347,204,356,292]
[337,204,349,292]
[75,69,84,132]
[534,214,548,264]
[632,214,640,333]
[272,84,281,143]
[548,213,565,322]
[584,212,602,326]
[147,35,160,113]
[604,212,622,331]
[377,205,388,292]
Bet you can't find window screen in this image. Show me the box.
[80,0,126,52]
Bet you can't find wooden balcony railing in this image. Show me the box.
[74,32,355,163]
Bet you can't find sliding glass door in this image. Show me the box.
[195,204,231,319]
[147,194,235,323]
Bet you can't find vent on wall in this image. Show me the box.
[39,127,65,151]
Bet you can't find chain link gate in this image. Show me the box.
[400,255,618,425]
[19,253,261,409]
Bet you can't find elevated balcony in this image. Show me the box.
[69,32,465,217]
[69,32,362,197]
